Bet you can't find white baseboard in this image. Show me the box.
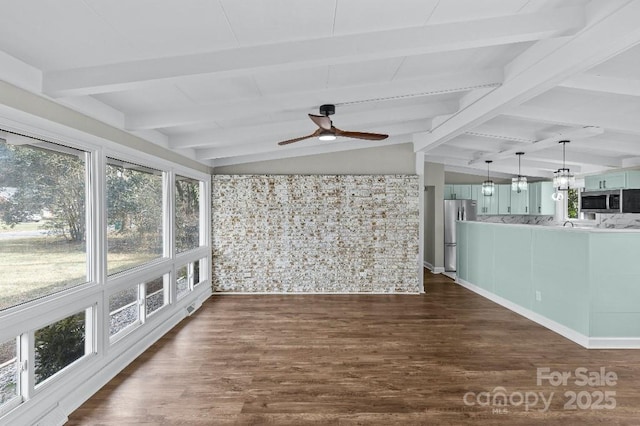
[423,261,444,274]
[213,291,421,295]
[587,337,640,349]
[442,271,456,280]
[455,278,640,349]
[455,277,590,348]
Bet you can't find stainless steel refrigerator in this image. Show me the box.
[444,199,477,272]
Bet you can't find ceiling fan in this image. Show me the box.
[277,104,389,146]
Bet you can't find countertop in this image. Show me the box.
[463,221,640,233]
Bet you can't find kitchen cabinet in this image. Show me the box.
[529,182,555,215]
[584,171,640,191]
[444,184,472,200]
[511,187,529,214]
[470,185,481,202]
[444,185,455,199]
[498,184,512,214]
[471,185,499,215]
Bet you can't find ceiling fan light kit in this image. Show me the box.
[277,104,388,146]
[318,130,336,141]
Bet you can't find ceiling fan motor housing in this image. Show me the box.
[319,104,336,116]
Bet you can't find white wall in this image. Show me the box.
[213,143,416,175]
[445,170,511,184]
[424,162,445,271]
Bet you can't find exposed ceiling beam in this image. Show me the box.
[169,104,441,149]
[130,68,502,130]
[504,104,640,135]
[127,69,498,131]
[468,126,603,164]
[431,144,581,172]
[197,120,432,160]
[523,149,623,168]
[42,7,584,97]
[212,135,413,168]
[413,0,640,153]
[559,73,640,97]
[424,154,554,178]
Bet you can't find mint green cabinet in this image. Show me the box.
[483,191,499,215]
[529,182,555,215]
[498,184,511,214]
[585,173,625,191]
[444,185,455,199]
[470,185,481,202]
[584,171,640,191]
[511,188,529,214]
[454,184,472,200]
[472,185,499,215]
[444,184,472,200]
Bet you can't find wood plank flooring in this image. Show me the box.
[67,271,640,425]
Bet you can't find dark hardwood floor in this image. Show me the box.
[67,271,640,425]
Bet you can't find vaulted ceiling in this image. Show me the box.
[2,0,640,178]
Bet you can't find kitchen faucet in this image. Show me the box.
[563,221,574,227]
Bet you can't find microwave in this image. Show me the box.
[622,189,640,213]
[581,189,640,213]
[580,190,621,213]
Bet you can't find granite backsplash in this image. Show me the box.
[476,213,640,229]
[597,213,640,229]
[475,215,558,226]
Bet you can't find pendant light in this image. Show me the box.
[512,152,528,193]
[553,140,575,191]
[482,160,495,196]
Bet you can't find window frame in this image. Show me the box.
[0,336,21,417]
[105,157,166,277]
[174,174,203,255]
[0,138,93,315]
[0,122,211,424]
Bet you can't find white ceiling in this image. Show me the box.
[2,0,640,178]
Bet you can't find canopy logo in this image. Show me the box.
[462,367,618,414]
[463,387,553,413]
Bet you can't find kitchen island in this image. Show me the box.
[456,221,640,349]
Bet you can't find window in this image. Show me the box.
[0,126,210,425]
[109,286,140,337]
[193,258,202,287]
[177,259,204,298]
[567,188,579,219]
[176,265,190,300]
[145,275,167,317]
[175,175,200,253]
[0,338,18,411]
[34,311,87,386]
[106,159,163,275]
[0,138,88,311]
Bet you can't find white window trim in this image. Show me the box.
[0,118,212,426]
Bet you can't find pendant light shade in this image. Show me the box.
[512,152,528,193]
[553,140,575,191]
[482,160,494,196]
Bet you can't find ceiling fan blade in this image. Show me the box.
[277,129,321,146]
[334,128,388,140]
[308,114,332,130]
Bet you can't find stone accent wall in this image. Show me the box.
[212,175,420,293]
